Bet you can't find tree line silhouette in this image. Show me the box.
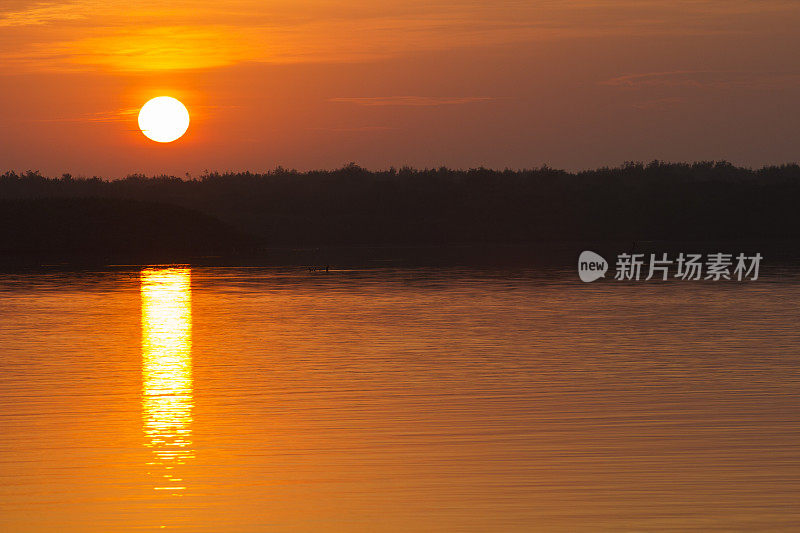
[2,161,800,257]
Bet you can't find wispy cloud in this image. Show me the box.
[311,125,395,132]
[0,2,86,27]
[602,70,800,90]
[4,14,593,73]
[30,108,138,123]
[28,103,243,124]
[2,1,800,73]
[329,96,497,107]
[631,96,688,110]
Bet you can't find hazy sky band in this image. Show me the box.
[1,0,798,174]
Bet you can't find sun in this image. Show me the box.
[138,96,190,143]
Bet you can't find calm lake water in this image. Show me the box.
[1,263,800,531]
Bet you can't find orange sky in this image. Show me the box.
[1,0,799,176]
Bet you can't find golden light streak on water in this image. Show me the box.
[140,267,194,494]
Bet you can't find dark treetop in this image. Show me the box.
[2,161,800,258]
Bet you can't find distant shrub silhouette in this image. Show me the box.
[2,161,800,250]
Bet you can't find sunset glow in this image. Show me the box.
[138,97,190,143]
[1,1,799,174]
[3,0,800,530]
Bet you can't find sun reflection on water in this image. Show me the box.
[140,267,194,493]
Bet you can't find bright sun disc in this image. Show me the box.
[138,96,190,143]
